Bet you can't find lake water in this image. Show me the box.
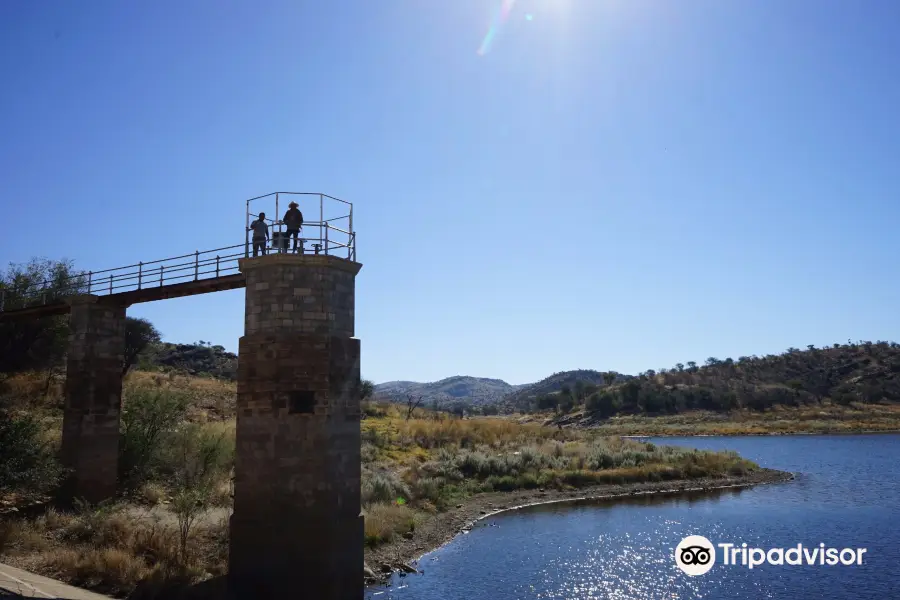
[365,434,900,600]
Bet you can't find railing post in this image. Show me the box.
[138,262,142,290]
[0,289,4,312]
[195,251,199,281]
[324,222,329,256]
[159,265,164,287]
[109,274,113,294]
[87,271,92,295]
[215,256,220,278]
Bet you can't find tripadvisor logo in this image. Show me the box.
[675,536,868,576]
[676,535,716,576]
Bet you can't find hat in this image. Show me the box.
[288,201,298,208]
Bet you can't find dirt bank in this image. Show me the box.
[364,467,793,585]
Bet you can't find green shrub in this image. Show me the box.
[120,388,190,486]
[361,469,410,506]
[0,412,62,496]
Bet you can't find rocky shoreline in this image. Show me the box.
[363,467,794,586]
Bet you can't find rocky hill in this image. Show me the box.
[136,341,238,380]
[374,376,527,407]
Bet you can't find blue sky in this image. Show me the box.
[2,0,899,385]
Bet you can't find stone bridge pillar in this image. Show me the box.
[60,295,126,504]
[229,254,363,600]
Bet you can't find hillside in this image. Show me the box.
[541,341,900,422]
[136,341,238,380]
[499,369,630,413]
[374,376,526,407]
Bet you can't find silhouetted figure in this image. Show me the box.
[283,201,304,253]
[250,212,269,257]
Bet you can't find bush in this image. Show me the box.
[0,412,62,496]
[361,469,410,506]
[162,423,234,563]
[120,388,190,486]
[363,503,418,547]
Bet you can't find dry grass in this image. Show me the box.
[137,482,168,506]
[357,408,759,547]
[363,503,420,547]
[124,372,236,421]
[0,370,64,409]
[0,504,229,597]
[546,403,900,436]
[43,547,149,595]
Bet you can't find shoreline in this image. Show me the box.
[617,429,900,438]
[364,467,793,586]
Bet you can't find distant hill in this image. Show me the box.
[137,342,238,380]
[543,341,900,422]
[374,376,528,407]
[498,369,630,413]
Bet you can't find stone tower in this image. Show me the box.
[229,254,363,600]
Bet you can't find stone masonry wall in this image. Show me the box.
[60,295,126,504]
[242,254,357,338]
[229,254,363,600]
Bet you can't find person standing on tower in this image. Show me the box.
[283,201,304,253]
[249,212,269,257]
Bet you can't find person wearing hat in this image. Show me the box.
[283,201,304,254]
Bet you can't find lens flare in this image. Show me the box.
[478,0,517,56]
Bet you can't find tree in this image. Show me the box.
[572,380,583,400]
[586,391,619,418]
[536,394,559,412]
[602,372,617,386]
[359,379,375,401]
[448,401,466,419]
[0,258,86,373]
[405,394,424,420]
[123,317,162,376]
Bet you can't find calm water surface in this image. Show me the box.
[366,434,900,600]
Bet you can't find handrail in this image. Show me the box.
[0,235,355,313]
[1,192,356,313]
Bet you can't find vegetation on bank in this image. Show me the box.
[0,371,760,597]
[518,342,900,418]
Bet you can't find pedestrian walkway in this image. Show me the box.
[0,563,112,600]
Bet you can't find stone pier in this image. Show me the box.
[229,254,364,600]
[60,295,126,504]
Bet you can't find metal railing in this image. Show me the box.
[0,192,357,314]
[245,192,356,262]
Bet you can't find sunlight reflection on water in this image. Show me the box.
[366,435,900,600]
